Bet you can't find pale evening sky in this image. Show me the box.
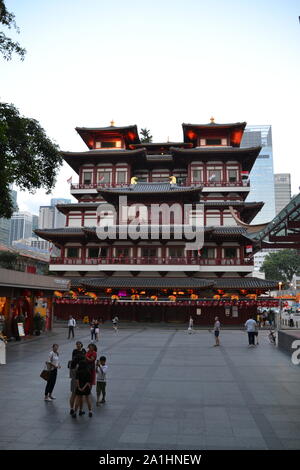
[1,0,300,215]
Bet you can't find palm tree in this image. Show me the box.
[140,128,153,143]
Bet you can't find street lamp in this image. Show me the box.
[277,281,283,330]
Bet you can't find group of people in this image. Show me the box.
[43,341,108,418]
[188,315,262,347]
[67,315,119,341]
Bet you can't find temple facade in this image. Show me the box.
[36,119,279,324]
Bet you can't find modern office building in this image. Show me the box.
[0,190,18,246]
[32,215,39,239]
[9,212,33,245]
[39,206,55,229]
[39,199,71,230]
[241,125,276,224]
[51,198,72,228]
[274,173,291,215]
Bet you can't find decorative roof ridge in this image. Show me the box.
[170,145,262,153]
[182,121,247,128]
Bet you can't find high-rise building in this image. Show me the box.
[0,190,18,245]
[51,198,71,228]
[274,173,291,215]
[32,215,39,238]
[241,125,276,224]
[38,199,72,230]
[9,211,33,245]
[39,206,54,229]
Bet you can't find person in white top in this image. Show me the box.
[68,316,76,339]
[96,356,108,405]
[44,344,61,401]
[112,316,119,332]
[213,317,221,346]
[245,316,257,347]
[188,316,193,333]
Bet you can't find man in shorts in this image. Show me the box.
[213,316,221,346]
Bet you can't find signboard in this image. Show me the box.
[232,306,238,318]
[225,307,231,317]
[196,308,201,316]
[17,323,25,337]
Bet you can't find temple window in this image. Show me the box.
[98,170,112,184]
[227,169,238,182]
[67,247,79,258]
[200,247,215,259]
[116,170,127,184]
[207,169,222,182]
[116,248,129,257]
[224,247,237,259]
[83,171,93,185]
[88,247,99,258]
[168,247,184,258]
[95,140,122,149]
[142,248,157,258]
[191,169,203,182]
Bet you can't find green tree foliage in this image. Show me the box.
[0,102,62,218]
[0,251,18,269]
[260,249,300,283]
[0,0,26,61]
[140,128,153,143]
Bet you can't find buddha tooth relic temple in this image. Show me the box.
[36,119,280,324]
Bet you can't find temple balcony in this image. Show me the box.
[70,180,250,193]
[49,256,253,272]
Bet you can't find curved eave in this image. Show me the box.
[34,228,86,244]
[171,146,261,172]
[80,277,215,290]
[228,206,270,235]
[75,125,141,148]
[61,148,146,174]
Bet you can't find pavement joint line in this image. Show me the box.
[221,345,285,450]
[99,329,178,448]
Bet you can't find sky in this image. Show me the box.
[1,0,300,215]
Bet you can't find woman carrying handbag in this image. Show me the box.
[44,344,61,401]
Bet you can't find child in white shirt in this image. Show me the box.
[96,356,108,405]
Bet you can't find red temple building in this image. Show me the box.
[36,119,279,324]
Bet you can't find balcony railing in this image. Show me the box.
[50,256,253,266]
[70,180,250,190]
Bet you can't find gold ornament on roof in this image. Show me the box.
[169,176,176,184]
[210,117,215,123]
[131,176,138,184]
[110,119,115,127]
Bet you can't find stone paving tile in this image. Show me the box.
[1,326,300,450]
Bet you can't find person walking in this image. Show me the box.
[112,316,119,332]
[90,320,96,341]
[188,316,193,334]
[96,356,108,405]
[44,344,61,401]
[69,341,86,415]
[245,316,257,347]
[94,320,100,341]
[72,360,93,418]
[68,316,76,339]
[289,313,295,328]
[85,343,97,388]
[213,316,221,346]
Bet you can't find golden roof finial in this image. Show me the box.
[110,119,115,127]
[210,116,215,123]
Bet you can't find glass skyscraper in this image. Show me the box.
[0,190,18,246]
[241,125,276,224]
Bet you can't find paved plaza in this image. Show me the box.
[0,324,300,450]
